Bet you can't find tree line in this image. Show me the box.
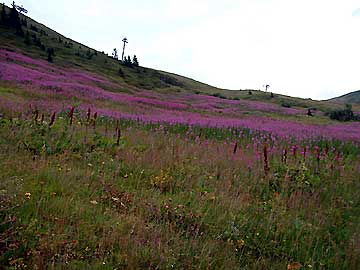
[1,3,55,63]
[112,48,139,68]
[1,2,24,36]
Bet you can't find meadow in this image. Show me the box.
[1,49,360,142]
[0,105,360,269]
[1,18,360,269]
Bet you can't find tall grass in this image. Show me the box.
[0,110,359,269]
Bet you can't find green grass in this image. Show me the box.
[0,113,359,269]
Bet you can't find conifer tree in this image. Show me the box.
[0,3,8,24]
[132,55,139,67]
[123,55,133,67]
[112,48,118,60]
[118,67,125,77]
[8,2,23,35]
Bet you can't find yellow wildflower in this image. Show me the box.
[237,239,245,247]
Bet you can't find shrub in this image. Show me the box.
[158,74,183,87]
[47,48,55,62]
[211,93,227,99]
[327,104,359,122]
[118,68,125,78]
[132,55,139,67]
[86,50,93,60]
[280,100,291,108]
[123,55,132,67]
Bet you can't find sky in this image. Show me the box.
[6,0,360,100]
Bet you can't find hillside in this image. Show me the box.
[0,4,222,94]
[330,90,360,104]
[1,4,357,112]
[1,4,360,270]
[1,4,360,137]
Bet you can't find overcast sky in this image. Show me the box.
[7,0,360,100]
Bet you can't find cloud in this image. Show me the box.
[353,8,360,17]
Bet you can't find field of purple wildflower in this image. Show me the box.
[1,28,360,270]
[1,49,360,143]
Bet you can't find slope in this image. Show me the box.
[0,4,222,94]
[0,4,347,108]
[330,90,360,104]
[1,3,359,127]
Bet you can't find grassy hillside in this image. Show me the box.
[0,4,222,95]
[330,90,360,104]
[1,3,358,113]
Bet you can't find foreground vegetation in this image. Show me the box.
[1,110,359,269]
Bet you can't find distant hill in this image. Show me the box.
[330,90,360,104]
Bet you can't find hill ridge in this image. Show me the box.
[330,90,360,104]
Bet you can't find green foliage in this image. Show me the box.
[118,67,124,77]
[156,73,183,87]
[327,104,359,121]
[133,55,139,67]
[280,99,292,108]
[123,55,132,67]
[31,34,46,50]
[211,92,227,99]
[85,49,94,60]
